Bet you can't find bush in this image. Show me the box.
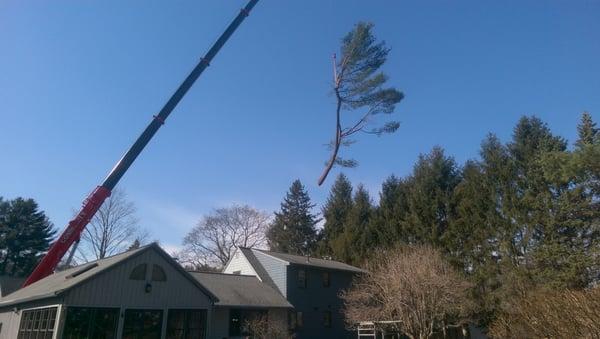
[341,246,473,339]
[489,287,600,338]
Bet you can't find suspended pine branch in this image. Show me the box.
[318,22,404,186]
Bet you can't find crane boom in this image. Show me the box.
[23,0,260,287]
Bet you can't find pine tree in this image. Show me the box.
[267,180,320,255]
[350,185,374,263]
[404,146,460,246]
[330,184,372,264]
[0,197,55,276]
[368,175,411,248]
[317,174,353,257]
[575,111,598,149]
[507,116,567,266]
[318,22,404,185]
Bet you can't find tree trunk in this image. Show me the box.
[318,88,343,186]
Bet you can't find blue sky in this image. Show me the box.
[1,0,598,253]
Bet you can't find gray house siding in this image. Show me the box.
[63,249,211,308]
[210,308,230,339]
[286,265,355,339]
[252,251,288,297]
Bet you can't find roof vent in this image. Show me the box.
[66,263,98,279]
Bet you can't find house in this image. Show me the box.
[0,244,363,338]
[223,247,365,339]
[0,243,291,339]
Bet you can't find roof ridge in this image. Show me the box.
[251,248,365,273]
[253,248,341,262]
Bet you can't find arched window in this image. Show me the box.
[151,264,167,282]
[130,264,147,280]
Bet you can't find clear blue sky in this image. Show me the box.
[1,0,598,252]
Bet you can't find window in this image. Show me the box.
[129,264,147,280]
[323,311,332,328]
[167,309,207,339]
[232,270,241,275]
[17,307,57,339]
[123,309,163,339]
[296,312,303,328]
[297,269,306,288]
[229,309,241,336]
[288,311,296,330]
[151,264,167,282]
[67,263,98,279]
[63,307,119,339]
[322,271,330,287]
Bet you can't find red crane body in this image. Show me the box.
[23,0,260,287]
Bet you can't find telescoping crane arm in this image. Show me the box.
[23,0,260,287]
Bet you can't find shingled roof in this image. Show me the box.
[251,248,365,274]
[0,243,217,308]
[238,247,277,288]
[190,272,292,309]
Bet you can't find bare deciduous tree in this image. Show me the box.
[244,313,292,339]
[76,188,149,262]
[489,287,600,338]
[179,205,270,268]
[341,246,472,339]
[318,22,404,186]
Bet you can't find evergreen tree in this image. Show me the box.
[317,174,353,257]
[267,180,320,255]
[0,197,55,276]
[404,146,460,246]
[506,116,567,267]
[368,175,411,248]
[330,184,372,265]
[575,111,598,149]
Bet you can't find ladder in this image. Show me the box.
[358,322,377,338]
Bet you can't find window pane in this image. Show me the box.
[167,309,206,339]
[229,309,242,336]
[129,264,147,280]
[63,307,91,338]
[48,308,56,329]
[297,269,306,288]
[39,309,48,330]
[324,311,332,328]
[288,311,296,330]
[166,310,185,339]
[123,309,163,339]
[151,264,167,282]
[91,308,119,339]
[64,307,119,339]
[323,272,330,287]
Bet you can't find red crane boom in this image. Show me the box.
[23,0,260,287]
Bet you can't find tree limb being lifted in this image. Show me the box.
[318,22,404,186]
